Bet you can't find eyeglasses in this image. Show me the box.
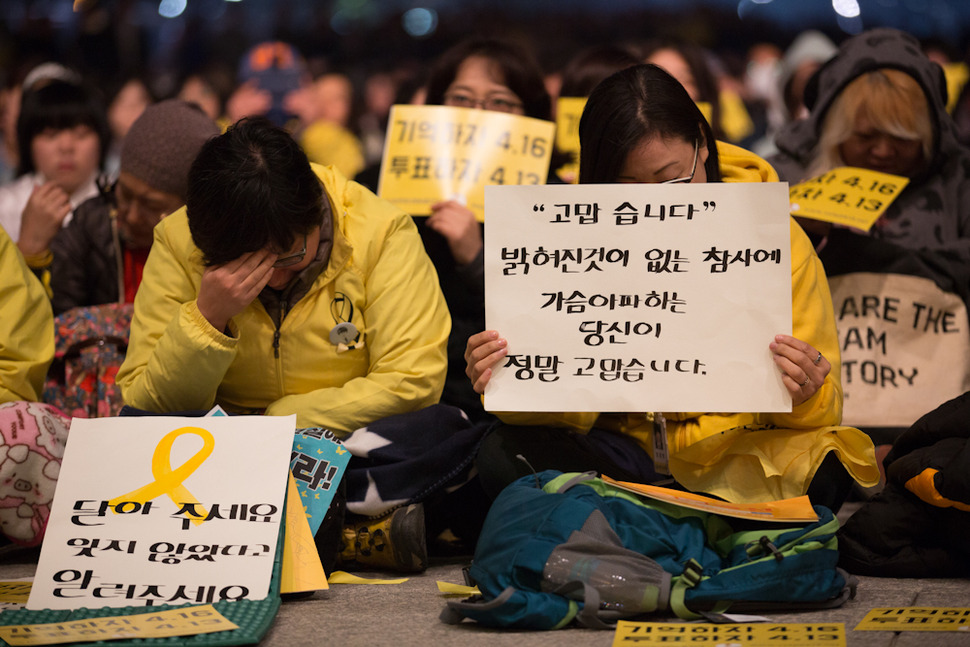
[661,139,699,184]
[273,234,307,268]
[443,92,523,113]
[113,181,169,226]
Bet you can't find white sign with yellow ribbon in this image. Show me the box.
[28,416,294,610]
[377,104,555,222]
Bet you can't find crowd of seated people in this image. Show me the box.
[1,25,968,579]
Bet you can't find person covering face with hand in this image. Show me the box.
[117,117,450,438]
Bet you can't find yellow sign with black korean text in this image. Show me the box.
[378,104,555,222]
[856,607,970,631]
[612,621,846,646]
[0,581,32,605]
[788,166,909,231]
[0,605,237,645]
[555,96,585,183]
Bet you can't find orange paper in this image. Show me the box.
[601,475,818,522]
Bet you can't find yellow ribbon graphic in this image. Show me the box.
[109,426,215,526]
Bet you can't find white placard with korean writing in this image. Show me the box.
[484,182,792,412]
[28,415,294,610]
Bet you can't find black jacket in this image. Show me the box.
[48,189,123,316]
[838,391,970,577]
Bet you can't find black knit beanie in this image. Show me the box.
[120,99,220,200]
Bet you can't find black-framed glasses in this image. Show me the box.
[443,92,523,113]
[273,234,307,268]
[661,139,699,184]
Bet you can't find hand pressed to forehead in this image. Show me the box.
[196,250,278,334]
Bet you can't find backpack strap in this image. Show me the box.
[550,471,598,494]
[441,586,580,629]
[669,558,707,620]
[549,581,613,630]
[440,586,516,624]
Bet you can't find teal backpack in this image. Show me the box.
[442,470,855,630]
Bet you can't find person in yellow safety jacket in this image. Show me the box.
[465,64,879,511]
[0,223,53,403]
[117,117,450,436]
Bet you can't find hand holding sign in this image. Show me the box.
[464,330,508,394]
[769,334,831,405]
[427,199,483,265]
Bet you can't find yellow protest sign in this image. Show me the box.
[0,605,237,646]
[788,166,909,231]
[695,101,713,128]
[0,581,31,604]
[281,473,329,595]
[377,104,555,222]
[555,96,586,183]
[856,607,970,631]
[612,621,846,646]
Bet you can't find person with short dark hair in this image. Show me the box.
[117,117,449,437]
[0,77,108,260]
[40,99,219,314]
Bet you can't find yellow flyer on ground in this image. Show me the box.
[856,607,970,631]
[554,96,585,183]
[612,621,845,646]
[0,605,237,645]
[0,581,32,604]
[788,166,908,231]
[601,475,817,522]
[377,104,555,221]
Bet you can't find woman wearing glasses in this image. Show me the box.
[465,64,878,511]
[418,38,553,423]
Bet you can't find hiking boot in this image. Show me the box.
[339,503,427,572]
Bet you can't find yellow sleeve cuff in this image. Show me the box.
[22,248,53,268]
[905,468,970,511]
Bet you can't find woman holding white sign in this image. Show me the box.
[465,63,879,512]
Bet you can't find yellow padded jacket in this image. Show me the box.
[0,225,53,403]
[117,165,450,436]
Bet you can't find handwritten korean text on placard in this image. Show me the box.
[27,416,294,610]
[484,182,792,413]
